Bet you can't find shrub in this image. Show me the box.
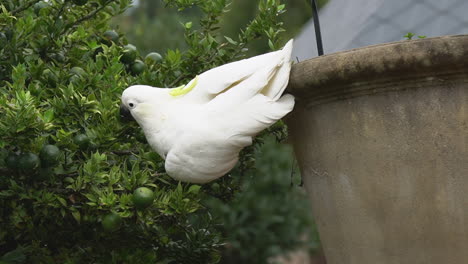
[0,0,296,263]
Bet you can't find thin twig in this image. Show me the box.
[168,73,189,87]
[53,1,68,28]
[63,3,109,32]
[11,0,42,15]
[110,149,139,156]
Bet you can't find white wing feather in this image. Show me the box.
[182,39,294,104]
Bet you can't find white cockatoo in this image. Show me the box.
[120,39,295,183]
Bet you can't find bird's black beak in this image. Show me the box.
[120,104,135,122]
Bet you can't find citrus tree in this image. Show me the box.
[0,0,299,262]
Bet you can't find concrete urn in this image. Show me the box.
[286,35,468,264]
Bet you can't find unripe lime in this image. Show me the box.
[34,2,49,15]
[130,60,146,75]
[132,187,154,209]
[70,66,86,77]
[5,153,18,170]
[102,213,122,232]
[73,134,90,149]
[104,6,115,14]
[40,145,60,167]
[120,44,137,64]
[102,30,119,45]
[145,52,162,64]
[18,153,40,171]
[211,183,220,192]
[68,74,80,84]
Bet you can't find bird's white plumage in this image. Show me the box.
[121,40,295,183]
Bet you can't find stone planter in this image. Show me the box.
[286,35,468,264]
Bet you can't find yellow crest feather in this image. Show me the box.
[169,75,199,97]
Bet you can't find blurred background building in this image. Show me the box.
[293,0,468,60]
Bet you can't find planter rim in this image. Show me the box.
[287,34,468,99]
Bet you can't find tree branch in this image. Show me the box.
[11,0,42,15]
[63,2,110,32]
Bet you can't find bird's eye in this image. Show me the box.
[128,102,135,108]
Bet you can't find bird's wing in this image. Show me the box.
[210,93,295,140]
[178,39,294,104]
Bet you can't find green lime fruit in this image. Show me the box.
[120,44,137,64]
[70,66,86,77]
[145,52,162,64]
[130,60,146,75]
[18,153,41,171]
[68,74,81,84]
[102,30,119,45]
[34,2,49,15]
[5,153,18,170]
[132,187,154,209]
[72,0,88,6]
[40,145,60,167]
[102,213,122,232]
[104,5,115,14]
[211,183,220,192]
[73,134,90,149]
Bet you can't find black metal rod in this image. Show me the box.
[311,0,324,56]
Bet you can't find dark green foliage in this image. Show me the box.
[0,0,301,263]
[210,136,321,264]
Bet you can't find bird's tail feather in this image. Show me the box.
[262,39,293,100]
[206,59,281,111]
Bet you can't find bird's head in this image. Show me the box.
[120,85,170,123]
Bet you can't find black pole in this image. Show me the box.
[310,0,324,56]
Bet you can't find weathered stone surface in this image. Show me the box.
[286,35,468,264]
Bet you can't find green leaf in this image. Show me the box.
[56,197,67,207]
[43,108,54,123]
[268,39,275,51]
[71,210,81,223]
[224,36,238,45]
